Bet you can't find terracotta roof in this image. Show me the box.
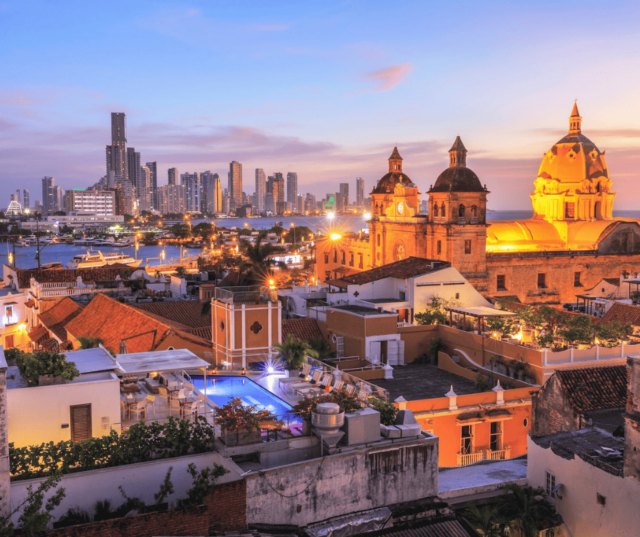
[25,299,35,308]
[601,302,640,327]
[65,294,172,354]
[133,301,211,328]
[14,266,135,289]
[185,326,212,340]
[218,271,241,287]
[364,516,475,537]
[28,325,50,345]
[331,257,449,286]
[603,278,620,286]
[38,297,84,341]
[282,318,324,341]
[555,365,627,412]
[372,172,413,194]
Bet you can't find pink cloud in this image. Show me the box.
[364,63,412,92]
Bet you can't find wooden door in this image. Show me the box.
[70,404,92,442]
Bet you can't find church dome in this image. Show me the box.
[536,103,609,186]
[372,147,414,194]
[430,136,486,193]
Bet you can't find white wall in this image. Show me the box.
[169,275,187,297]
[412,266,490,315]
[9,452,243,526]
[8,374,121,447]
[527,436,640,537]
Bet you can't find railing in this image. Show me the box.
[470,217,478,225]
[214,286,276,305]
[219,413,308,446]
[458,217,466,225]
[31,282,120,299]
[487,448,509,460]
[457,452,484,466]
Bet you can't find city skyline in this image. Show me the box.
[1,1,639,209]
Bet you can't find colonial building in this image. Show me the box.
[315,104,640,305]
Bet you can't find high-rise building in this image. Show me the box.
[138,165,152,212]
[287,172,298,204]
[201,171,222,214]
[297,194,304,214]
[305,193,316,214]
[168,168,178,186]
[356,177,365,207]
[145,162,157,209]
[158,184,187,215]
[127,147,141,193]
[339,183,350,209]
[115,180,136,216]
[255,169,266,212]
[64,189,116,216]
[181,172,201,212]
[23,189,30,210]
[42,176,60,214]
[265,193,275,213]
[228,161,243,209]
[106,113,127,182]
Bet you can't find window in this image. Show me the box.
[333,250,337,263]
[349,253,354,267]
[597,493,606,506]
[433,204,439,217]
[538,273,547,289]
[441,203,446,217]
[325,271,331,282]
[399,291,406,301]
[565,202,575,219]
[324,252,329,264]
[574,271,581,287]
[250,321,263,334]
[497,274,506,291]
[546,471,556,497]
[341,251,346,265]
[458,204,465,217]
[377,234,381,247]
[465,240,471,254]
[220,321,225,331]
[523,418,529,428]
[490,422,503,452]
[70,404,92,442]
[358,253,363,269]
[4,305,16,326]
[461,425,473,454]
[455,293,460,299]
[437,240,442,255]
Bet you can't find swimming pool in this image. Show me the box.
[191,376,294,417]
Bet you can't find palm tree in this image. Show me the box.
[242,235,283,284]
[497,483,560,537]
[463,504,508,537]
[273,334,319,370]
[77,337,105,350]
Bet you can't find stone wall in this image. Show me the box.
[531,374,579,437]
[0,348,9,519]
[245,437,438,527]
[624,357,640,480]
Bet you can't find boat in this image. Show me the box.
[67,249,142,269]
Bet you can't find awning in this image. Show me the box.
[114,348,209,375]
[445,306,516,318]
[485,409,513,422]
[28,325,50,344]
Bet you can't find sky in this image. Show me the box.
[1,0,639,210]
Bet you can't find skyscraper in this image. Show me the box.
[23,189,30,210]
[127,147,141,193]
[255,169,266,212]
[356,177,365,207]
[106,112,127,182]
[168,168,178,186]
[181,172,201,212]
[42,177,58,214]
[158,184,186,215]
[228,161,243,209]
[286,172,298,204]
[146,161,158,209]
[339,183,350,210]
[201,171,221,214]
[139,165,152,211]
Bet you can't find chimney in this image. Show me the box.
[493,380,505,405]
[395,396,407,410]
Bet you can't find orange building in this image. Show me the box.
[401,384,535,467]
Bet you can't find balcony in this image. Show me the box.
[458,217,466,225]
[487,448,510,460]
[470,217,478,225]
[456,447,511,466]
[457,452,483,466]
[214,286,276,305]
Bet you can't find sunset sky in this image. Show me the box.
[1,0,639,210]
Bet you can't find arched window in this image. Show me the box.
[471,205,477,217]
[441,203,446,217]
[458,204,465,217]
[433,204,439,217]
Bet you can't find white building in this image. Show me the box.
[0,284,29,352]
[64,189,116,216]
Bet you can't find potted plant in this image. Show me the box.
[217,397,273,446]
[16,351,80,387]
[428,338,446,365]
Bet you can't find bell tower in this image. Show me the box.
[449,136,467,167]
[569,101,582,134]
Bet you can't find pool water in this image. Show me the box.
[191,376,295,418]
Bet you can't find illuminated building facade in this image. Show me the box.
[316,104,640,305]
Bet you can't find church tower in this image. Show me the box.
[426,137,489,279]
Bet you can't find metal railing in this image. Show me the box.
[214,286,277,305]
[457,452,484,466]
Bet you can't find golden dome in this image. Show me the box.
[535,103,609,192]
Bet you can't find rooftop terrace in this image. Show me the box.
[370,363,478,401]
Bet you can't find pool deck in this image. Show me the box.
[251,373,300,407]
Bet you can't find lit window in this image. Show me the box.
[324,252,329,263]
[465,240,471,254]
[461,425,473,454]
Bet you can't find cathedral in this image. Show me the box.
[317,104,640,305]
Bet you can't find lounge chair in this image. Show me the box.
[170,398,181,417]
[158,387,169,404]
[332,380,345,392]
[130,401,146,420]
[345,384,356,397]
[284,370,322,393]
[297,375,334,398]
[278,364,312,387]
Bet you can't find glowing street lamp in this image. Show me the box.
[327,211,335,221]
[330,233,342,241]
[363,212,372,221]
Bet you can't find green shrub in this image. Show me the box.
[15,351,79,387]
[368,398,398,426]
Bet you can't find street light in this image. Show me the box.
[363,212,372,221]
[330,233,342,241]
[290,222,295,249]
[327,211,335,221]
